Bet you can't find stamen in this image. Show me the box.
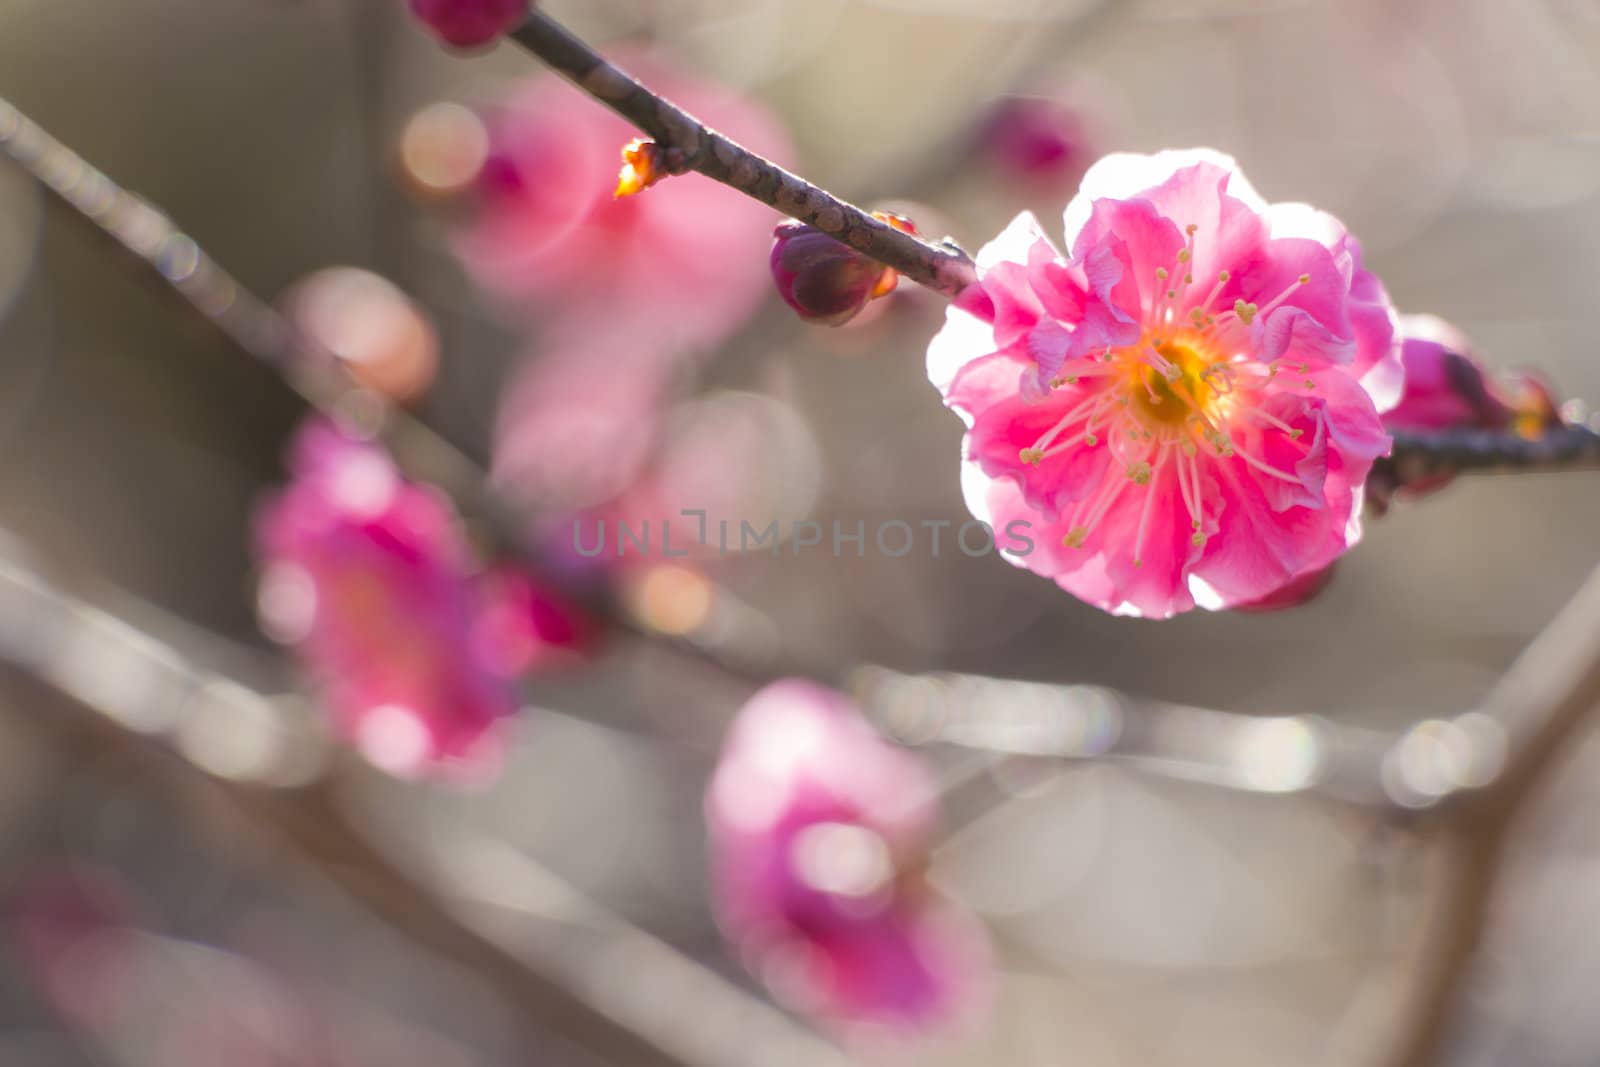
[1200,363,1236,394]
[1132,444,1170,568]
[1255,273,1312,319]
[1025,391,1116,458]
[1195,269,1230,317]
[1049,362,1121,389]
[1064,464,1132,547]
[1244,406,1302,437]
[1142,347,1183,383]
[1229,440,1304,485]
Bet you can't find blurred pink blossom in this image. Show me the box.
[930,149,1400,617]
[456,57,792,350]
[706,681,988,1036]
[11,865,138,1027]
[979,94,1092,184]
[492,320,672,512]
[254,420,516,779]
[407,0,527,49]
[471,565,597,676]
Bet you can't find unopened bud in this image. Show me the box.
[616,139,686,198]
[769,211,916,327]
[408,0,529,49]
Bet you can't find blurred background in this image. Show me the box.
[1,0,1599,1063]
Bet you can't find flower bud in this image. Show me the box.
[1504,370,1566,439]
[1384,317,1513,433]
[1384,315,1572,500]
[615,139,685,198]
[408,0,528,49]
[770,212,915,327]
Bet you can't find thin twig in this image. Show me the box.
[506,10,979,298]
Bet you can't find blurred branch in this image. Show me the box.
[0,546,860,1067]
[1387,562,1600,1067]
[853,666,1398,806]
[506,10,978,298]
[1371,424,1600,510]
[0,94,541,561]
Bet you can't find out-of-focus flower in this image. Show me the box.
[770,213,916,327]
[979,95,1091,184]
[492,320,672,512]
[281,267,440,403]
[11,865,137,1027]
[456,59,792,350]
[254,420,516,779]
[706,681,988,1036]
[471,566,597,676]
[407,0,527,49]
[930,149,1400,617]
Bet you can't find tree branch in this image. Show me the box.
[506,10,978,298]
[1385,562,1600,1066]
[1371,424,1600,509]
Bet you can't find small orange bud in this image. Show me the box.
[615,139,687,199]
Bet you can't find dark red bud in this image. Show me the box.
[770,212,914,327]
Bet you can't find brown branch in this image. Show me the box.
[506,10,978,298]
[1386,562,1600,1066]
[1371,424,1600,510]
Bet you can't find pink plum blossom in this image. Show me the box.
[456,59,792,350]
[929,149,1401,617]
[407,0,527,49]
[254,420,517,779]
[706,681,988,1035]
